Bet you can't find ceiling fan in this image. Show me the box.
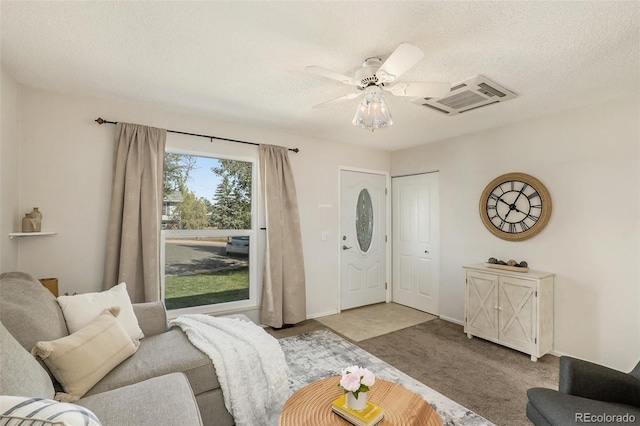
[306,43,451,130]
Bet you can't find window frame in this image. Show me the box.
[160,148,259,317]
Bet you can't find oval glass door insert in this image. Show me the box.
[356,189,374,252]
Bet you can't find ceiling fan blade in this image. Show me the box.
[306,66,360,86]
[386,82,451,98]
[312,92,363,109]
[375,43,425,83]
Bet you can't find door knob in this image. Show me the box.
[342,245,352,250]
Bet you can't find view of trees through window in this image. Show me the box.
[162,153,252,311]
[162,153,251,230]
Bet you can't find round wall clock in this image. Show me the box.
[479,172,552,241]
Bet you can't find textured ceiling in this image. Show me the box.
[2,1,639,151]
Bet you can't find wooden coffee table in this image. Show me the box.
[279,376,443,425]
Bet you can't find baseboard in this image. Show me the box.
[307,310,338,320]
[438,315,464,326]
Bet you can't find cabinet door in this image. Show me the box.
[498,276,537,352]
[466,271,498,339]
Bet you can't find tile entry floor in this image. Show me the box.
[315,302,437,342]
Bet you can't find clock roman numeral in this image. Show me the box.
[491,217,506,229]
[527,213,540,222]
[519,221,530,232]
[508,223,516,233]
[489,193,500,201]
[527,192,540,200]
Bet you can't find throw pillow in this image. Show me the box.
[31,307,140,402]
[57,282,144,340]
[0,395,102,425]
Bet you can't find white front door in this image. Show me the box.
[340,170,387,310]
[392,172,440,314]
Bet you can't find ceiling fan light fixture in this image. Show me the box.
[352,87,393,131]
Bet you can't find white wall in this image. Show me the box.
[0,65,20,271]
[8,81,638,369]
[391,97,640,371]
[14,85,390,319]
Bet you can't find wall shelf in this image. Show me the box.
[8,231,57,239]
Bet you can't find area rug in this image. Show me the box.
[279,329,494,426]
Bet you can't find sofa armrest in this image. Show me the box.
[132,302,168,337]
[77,373,203,426]
[559,356,640,408]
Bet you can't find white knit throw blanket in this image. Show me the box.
[169,315,290,426]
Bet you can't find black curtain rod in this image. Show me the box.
[95,117,299,153]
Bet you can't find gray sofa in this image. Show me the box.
[527,356,640,425]
[0,271,234,426]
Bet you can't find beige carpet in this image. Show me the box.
[314,302,437,342]
[268,318,559,426]
[357,319,559,426]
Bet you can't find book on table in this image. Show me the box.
[331,394,385,426]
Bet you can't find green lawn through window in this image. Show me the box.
[164,267,249,310]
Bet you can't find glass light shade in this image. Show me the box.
[352,88,393,131]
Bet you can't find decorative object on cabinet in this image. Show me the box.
[464,264,554,361]
[479,173,552,241]
[485,257,529,272]
[38,277,59,297]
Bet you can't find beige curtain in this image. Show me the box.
[103,123,166,303]
[259,144,306,327]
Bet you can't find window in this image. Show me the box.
[160,152,256,314]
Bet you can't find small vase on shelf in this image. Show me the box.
[21,214,35,232]
[346,391,368,411]
[29,207,42,232]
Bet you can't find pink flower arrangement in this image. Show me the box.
[338,365,375,397]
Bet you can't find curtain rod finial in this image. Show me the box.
[292,148,300,153]
[95,117,105,125]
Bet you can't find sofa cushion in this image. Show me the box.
[0,396,102,426]
[527,388,640,425]
[76,373,203,426]
[0,322,54,399]
[0,272,68,350]
[196,389,235,426]
[85,327,219,396]
[32,307,140,402]
[57,282,144,340]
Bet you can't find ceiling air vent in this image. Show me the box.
[412,75,516,115]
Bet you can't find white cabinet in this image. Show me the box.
[463,264,554,361]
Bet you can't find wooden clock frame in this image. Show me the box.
[479,172,552,242]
